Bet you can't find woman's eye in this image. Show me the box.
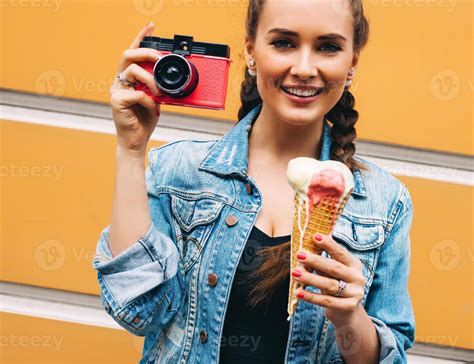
[271,39,294,49]
[319,43,341,53]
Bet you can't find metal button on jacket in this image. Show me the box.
[199,330,208,343]
[133,316,141,324]
[207,273,218,286]
[245,183,253,195]
[225,215,238,227]
[91,103,416,364]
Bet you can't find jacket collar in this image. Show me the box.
[198,103,367,197]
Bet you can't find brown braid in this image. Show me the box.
[236,0,370,310]
[326,89,368,172]
[237,63,262,121]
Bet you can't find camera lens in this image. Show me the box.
[161,61,183,84]
[153,54,199,98]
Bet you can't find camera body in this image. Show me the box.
[135,34,232,110]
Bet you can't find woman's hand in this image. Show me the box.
[109,22,164,156]
[292,233,366,327]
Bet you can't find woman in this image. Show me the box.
[93,1,415,363]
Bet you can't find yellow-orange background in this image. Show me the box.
[1,0,472,362]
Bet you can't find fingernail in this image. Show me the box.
[297,291,305,299]
[292,269,302,277]
[297,252,306,260]
[315,233,323,241]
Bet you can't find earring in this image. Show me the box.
[247,58,256,76]
[345,69,354,87]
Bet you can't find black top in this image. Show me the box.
[220,226,291,363]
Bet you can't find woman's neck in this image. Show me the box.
[248,104,324,163]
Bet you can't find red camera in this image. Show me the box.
[135,34,232,110]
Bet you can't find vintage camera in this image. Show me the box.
[135,34,231,110]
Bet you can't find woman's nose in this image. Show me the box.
[290,50,318,80]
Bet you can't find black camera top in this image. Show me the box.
[139,34,230,58]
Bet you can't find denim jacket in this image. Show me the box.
[92,103,415,364]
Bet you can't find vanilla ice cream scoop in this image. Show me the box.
[286,158,354,202]
[286,158,355,321]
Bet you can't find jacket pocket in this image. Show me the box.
[331,215,385,297]
[321,216,385,364]
[170,194,225,273]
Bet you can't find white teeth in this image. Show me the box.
[284,87,319,97]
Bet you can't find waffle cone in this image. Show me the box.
[287,191,351,321]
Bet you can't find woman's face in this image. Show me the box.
[246,0,359,126]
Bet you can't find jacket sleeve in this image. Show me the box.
[363,185,416,363]
[91,147,185,337]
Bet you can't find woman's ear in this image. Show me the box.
[244,38,257,75]
[244,38,255,64]
[347,52,360,81]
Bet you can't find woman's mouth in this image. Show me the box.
[280,85,325,103]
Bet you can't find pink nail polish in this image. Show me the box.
[297,252,306,260]
[315,233,323,241]
[292,269,302,277]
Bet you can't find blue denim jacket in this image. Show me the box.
[92,103,415,364]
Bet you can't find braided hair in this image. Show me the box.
[237,0,370,309]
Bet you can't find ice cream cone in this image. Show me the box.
[287,192,351,320]
[286,158,354,321]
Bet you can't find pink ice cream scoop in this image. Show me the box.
[307,168,345,210]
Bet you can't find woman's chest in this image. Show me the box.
[249,168,294,238]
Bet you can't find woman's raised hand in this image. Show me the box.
[109,22,164,156]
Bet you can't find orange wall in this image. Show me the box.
[1,119,472,349]
[1,0,472,355]
[0,0,472,154]
[0,312,143,363]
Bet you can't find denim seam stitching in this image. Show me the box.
[385,185,409,239]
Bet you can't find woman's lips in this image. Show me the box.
[280,86,324,104]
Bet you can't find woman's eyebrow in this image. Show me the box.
[266,28,347,42]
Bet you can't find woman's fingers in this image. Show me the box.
[119,63,161,96]
[118,47,161,73]
[129,22,155,49]
[297,250,355,282]
[294,270,348,297]
[110,89,157,118]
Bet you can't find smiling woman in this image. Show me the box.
[238,0,370,307]
[93,1,415,364]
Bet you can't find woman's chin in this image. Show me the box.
[278,106,326,126]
